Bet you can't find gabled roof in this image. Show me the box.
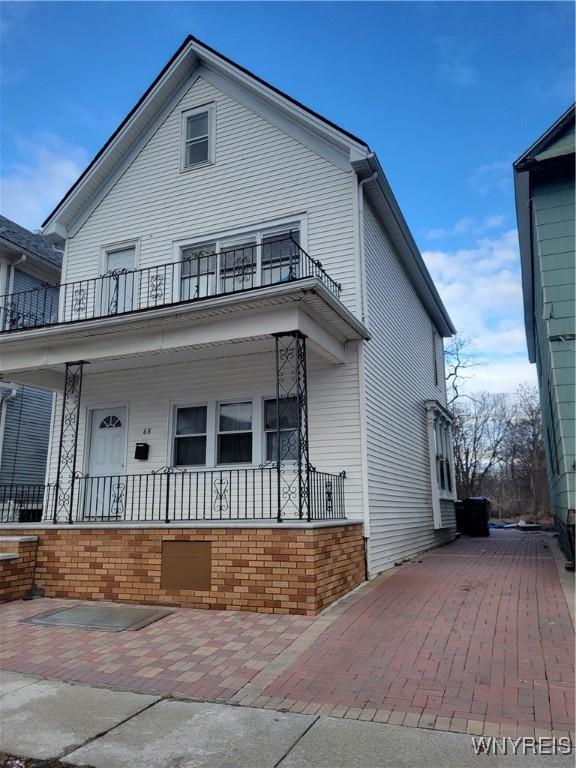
[0,215,62,269]
[42,35,370,234]
[514,103,575,170]
[41,35,455,336]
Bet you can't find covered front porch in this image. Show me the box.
[0,287,367,527]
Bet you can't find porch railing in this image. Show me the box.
[0,466,345,524]
[0,236,342,333]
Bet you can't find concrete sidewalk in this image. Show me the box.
[0,672,573,768]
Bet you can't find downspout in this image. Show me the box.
[357,172,378,324]
[7,253,27,296]
[0,386,19,480]
[356,171,377,577]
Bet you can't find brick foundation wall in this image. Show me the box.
[0,540,37,602]
[0,525,364,615]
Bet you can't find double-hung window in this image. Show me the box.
[174,406,207,466]
[264,396,299,462]
[217,402,253,464]
[182,105,214,169]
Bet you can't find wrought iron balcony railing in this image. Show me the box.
[0,236,342,333]
[0,466,345,524]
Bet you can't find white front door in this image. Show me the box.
[85,407,127,517]
[100,247,136,316]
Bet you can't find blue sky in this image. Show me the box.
[1,1,574,392]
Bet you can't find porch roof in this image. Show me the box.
[0,279,369,390]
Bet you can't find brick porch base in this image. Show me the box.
[0,523,364,615]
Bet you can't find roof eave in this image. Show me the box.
[352,154,456,338]
[514,103,575,168]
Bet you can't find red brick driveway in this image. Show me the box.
[1,530,573,739]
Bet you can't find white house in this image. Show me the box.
[0,37,456,613]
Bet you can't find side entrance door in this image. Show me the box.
[85,407,127,518]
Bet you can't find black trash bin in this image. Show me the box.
[461,496,491,537]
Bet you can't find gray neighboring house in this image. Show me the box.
[0,216,62,497]
[514,104,576,565]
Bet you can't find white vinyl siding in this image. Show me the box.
[362,201,455,574]
[46,342,365,520]
[64,76,359,316]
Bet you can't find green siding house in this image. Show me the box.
[514,104,575,566]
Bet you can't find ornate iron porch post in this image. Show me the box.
[274,332,310,521]
[53,361,84,524]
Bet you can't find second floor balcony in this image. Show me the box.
[0,235,342,333]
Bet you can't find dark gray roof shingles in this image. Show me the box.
[0,214,62,268]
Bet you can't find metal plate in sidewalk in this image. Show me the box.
[23,603,174,632]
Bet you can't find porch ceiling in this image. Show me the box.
[0,281,368,390]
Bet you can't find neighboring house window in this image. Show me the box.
[434,419,452,493]
[174,406,207,466]
[217,402,252,464]
[264,396,299,462]
[181,105,214,169]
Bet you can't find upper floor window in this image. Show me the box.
[181,105,214,170]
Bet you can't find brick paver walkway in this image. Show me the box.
[0,530,573,739]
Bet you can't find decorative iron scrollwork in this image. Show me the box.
[53,362,84,523]
[213,478,229,513]
[72,288,87,315]
[148,274,165,301]
[274,332,310,522]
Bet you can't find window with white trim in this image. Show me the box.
[434,418,452,494]
[173,405,207,466]
[181,105,214,169]
[264,396,298,462]
[217,401,253,464]
[176,223,301,302]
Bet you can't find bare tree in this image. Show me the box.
[452,392,515,499]
[488,385,550,520]
[444,335,480,407]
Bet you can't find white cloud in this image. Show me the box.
[0,134,87,230]
[462,358,537,395]
[468,161,512,197]
[423,228,534,393]
[426,214,506,241]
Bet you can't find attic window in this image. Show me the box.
[182,105,214,170]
